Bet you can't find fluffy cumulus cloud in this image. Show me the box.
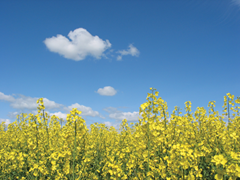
[0,118,11,127]
[9,95,63,110]
[108,111,142,122]
[95,86,117,96]
[64,103,102,117]
[43,27,140,61]
[102,107,143,132]
[0,92,15,102]
[1,91,161,132]
[0,92,103,121]
[103,121,122,133]
[117,44,140,61]
[49,112,67,120]
[44,28,112,61]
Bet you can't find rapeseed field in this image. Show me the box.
[0,88,239,180]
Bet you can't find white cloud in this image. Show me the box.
[0,118,11,126]
[117,56,122,61]
[109,111,142,122]
[95,86,117,96]
[43,28,140,62]
[49,112,67,120]
[44,28,112,61]
[0,92,15,102]
[9,95,63,110]
[232,0,240,7]
[117,44,140,61]
[65,103,101,117]
[0,92,104,122]
[102,107,144,133]
[103,107,122,114]
[7,112,20,119]
[103,121,122,133]
[104,107,170,125]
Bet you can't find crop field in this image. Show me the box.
[0,88,239,180]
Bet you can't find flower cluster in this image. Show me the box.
[0,88,239,180]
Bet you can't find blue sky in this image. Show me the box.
[0,0,240,133]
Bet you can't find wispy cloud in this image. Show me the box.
[0,90,142,131]
[104,106,141,121]
[63,103,104,118]
[1,91,235,133]
[117,44,140,61]
[0,92,15,102]
[95,86,117,96]
[232,0,240,7]
[0,92,104,120]
[108,111,142,122]
[44,28,112,61]
[0,93,64,110]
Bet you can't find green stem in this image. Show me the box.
[227,97,230,131]
[34,116,39,180]
[73,120,77,180]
